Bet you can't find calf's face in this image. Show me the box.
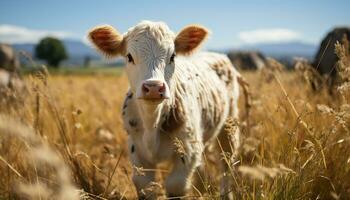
[88,21,208,102]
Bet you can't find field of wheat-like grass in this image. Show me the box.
[0,44,349,199]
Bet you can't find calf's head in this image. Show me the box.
[88,21,208,102]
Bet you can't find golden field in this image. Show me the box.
[0,46,349,199]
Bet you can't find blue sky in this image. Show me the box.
[0,0,349,49]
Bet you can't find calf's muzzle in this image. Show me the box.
[140,80,168,100]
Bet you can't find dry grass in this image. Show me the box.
[0,42,349,199]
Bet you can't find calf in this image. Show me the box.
[89,21,241,199]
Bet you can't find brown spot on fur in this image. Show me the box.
[129,119,137,127]
[212,63,219,70]
[122,91,133,112]
[122,96,129,110]
[127,92,133,99]
[181,156,185,164]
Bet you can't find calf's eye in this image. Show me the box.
[127,53,134,64]
[170,53,176,63]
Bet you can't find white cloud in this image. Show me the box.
[0,24,76,44]
[238,28,301,44]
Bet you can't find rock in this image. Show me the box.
[227,51,267,70]
[0,43,19,72]
[313,27,350,81]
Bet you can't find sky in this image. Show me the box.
[0,0,349,49]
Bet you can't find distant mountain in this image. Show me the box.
[12,43,34,54]
[13,39,101,66]
[62,39,99,58]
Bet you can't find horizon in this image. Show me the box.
[0,0,349,49]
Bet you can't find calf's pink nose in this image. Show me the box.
[141,80,166,99]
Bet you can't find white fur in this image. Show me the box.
[110,21,240,198]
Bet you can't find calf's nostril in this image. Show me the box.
[159,83,166,93]
[142,84,150,93]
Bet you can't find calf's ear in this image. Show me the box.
[88,25,125,57]
[175,25,209,55]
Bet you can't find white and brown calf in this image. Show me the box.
[89,21,241,199]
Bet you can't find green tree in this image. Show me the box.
[35,37,68,67]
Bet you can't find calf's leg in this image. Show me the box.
[165,151,202,199]
[130,145,156,199]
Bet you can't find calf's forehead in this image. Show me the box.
[125,22,175,52]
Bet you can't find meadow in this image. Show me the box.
[0,45,349,199]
